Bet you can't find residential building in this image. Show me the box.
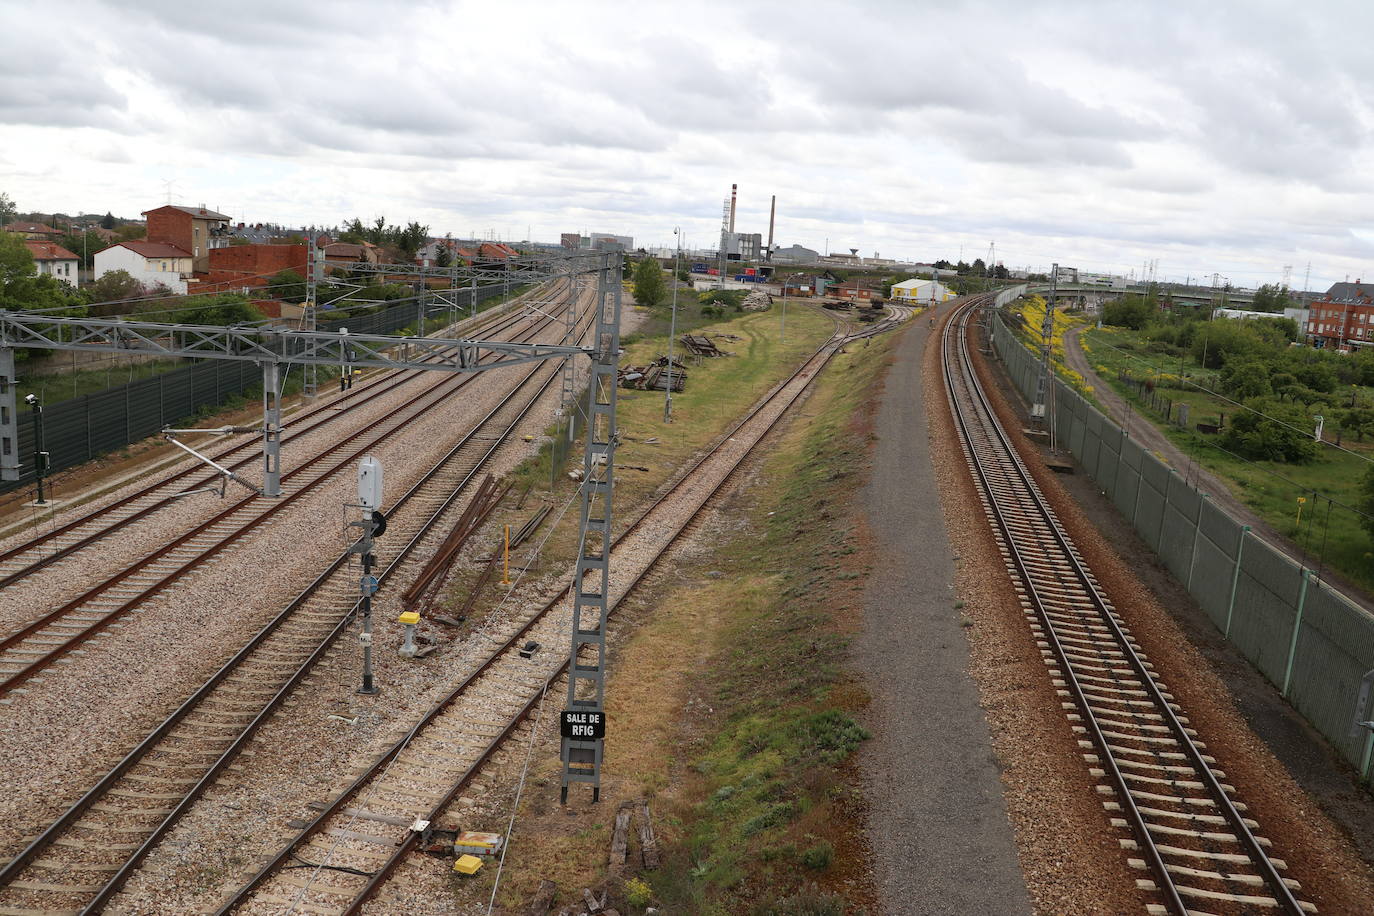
[479,242,519,261]
[142,205,232,272]
[24,241,79,284]
[3,221,61,240]
[1305,281,1374,349]
[93,241,193,293]
[891,278,955,305]
[322,241,383,265]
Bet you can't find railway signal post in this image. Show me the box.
[352,456,385,695]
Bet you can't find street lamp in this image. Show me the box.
[25,393,48,506]
[664,227,681,423]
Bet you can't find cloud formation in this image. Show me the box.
[3,0,1374,286]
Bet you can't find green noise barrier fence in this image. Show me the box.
[990,309,1374,780]
[3,285,509,495]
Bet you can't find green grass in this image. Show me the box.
[17,356,187,406]
[1081,325,1374,591]
[636,327,892,914]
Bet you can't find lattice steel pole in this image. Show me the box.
[561,251,622,804]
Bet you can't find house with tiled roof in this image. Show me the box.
[24,241,79,285]
[4,221,61,240]
[94,240,194,293]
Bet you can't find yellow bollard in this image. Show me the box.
[1296,496,1307,527]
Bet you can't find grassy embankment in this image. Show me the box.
[463,309,894,914]
[1079,322,1374,591]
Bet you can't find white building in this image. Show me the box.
[94,241,193,293]
[25,241,79,285]
[891,278,955,305]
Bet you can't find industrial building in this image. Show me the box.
[891,278,956,305]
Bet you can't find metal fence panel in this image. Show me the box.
[1113,437,1143,521]
[1286,584,1374,768]
[1191,502,1241,631]
[1133,460,1168,552]
[1159,483,1201,582]
[1229,538,1303,687]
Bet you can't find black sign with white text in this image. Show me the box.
[560,709,606,740]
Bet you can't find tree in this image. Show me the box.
[1219,401,1319,464]
[1219,361,1273,399]
[1102,295,1155,330]
[1251,283,1293,313]
[99,212,116,230]
[0,231,86,318]
[267,269,307,304]
[0,193,16,226]
[435,244,453,268]
[971,258,987,277]
[633,257,666,309]
[83,270,146,314]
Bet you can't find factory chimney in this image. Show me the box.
[729,183,737,234]
[767,195,776,250]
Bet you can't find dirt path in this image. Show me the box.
[852,308,1031,914]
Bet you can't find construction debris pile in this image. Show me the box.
[679,335,730,358]
[741,289,772,312]
[618,355,688,392]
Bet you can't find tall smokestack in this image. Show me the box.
[729,183,737,234]
[767,195,776,250]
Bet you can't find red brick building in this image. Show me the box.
[203,244,308,295]
[1306,281,1374,350]
[143,205,231,272]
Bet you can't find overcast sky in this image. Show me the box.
[2,0,1372,288]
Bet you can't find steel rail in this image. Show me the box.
[0,288,600,915]
[0,285,557,588]
[217,310,886,915]
[0,297,577,695]
[943,297,1303,914]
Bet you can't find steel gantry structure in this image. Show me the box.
[0,248,624,801]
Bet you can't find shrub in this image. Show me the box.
[624,876,653,907]
[800,841,834,870]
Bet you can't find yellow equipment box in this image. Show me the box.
[453,854,483,875]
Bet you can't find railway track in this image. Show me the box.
[0,295,579,697]
[0,287,557,593]
[943,297,1310,915]
[211,311,886,916]
[0,288,599,916]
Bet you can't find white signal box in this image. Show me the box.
[358,456,384,510]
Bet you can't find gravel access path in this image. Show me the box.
[853,308,1032,915]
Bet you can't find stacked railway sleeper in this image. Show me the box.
[942,298,1311,915]
[214,315,869,915]
[0,288,578,698]
[0,285,558,592]
[0,287,597,915]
